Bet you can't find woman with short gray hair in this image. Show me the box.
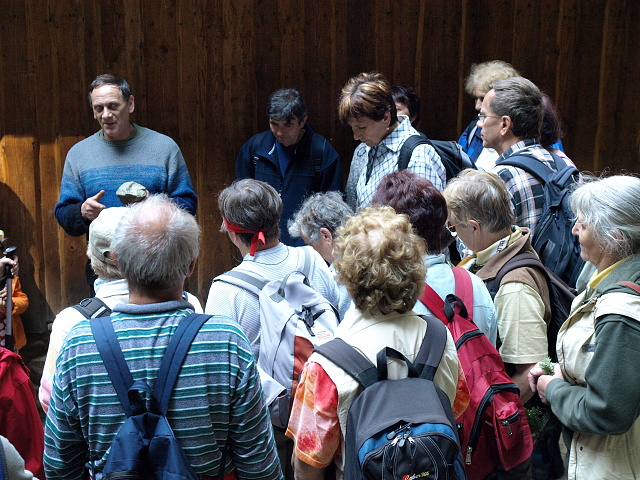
[529,175,640,480]
[288,191,353,318]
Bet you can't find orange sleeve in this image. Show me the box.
[452,361,470,420]
[286,362,341,468]
[11,277,28,316]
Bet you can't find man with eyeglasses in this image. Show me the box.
[477,77,558,237]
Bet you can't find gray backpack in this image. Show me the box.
[215,246,339,428]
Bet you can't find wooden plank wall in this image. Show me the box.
[0,0,638,333]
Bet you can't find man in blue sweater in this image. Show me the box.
[235,88,342,246]
[54,74,197,237]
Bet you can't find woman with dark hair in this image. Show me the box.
[340,72,445,210]
[391,85,421,127]
[371,170,497,345]
[540,94,575,167]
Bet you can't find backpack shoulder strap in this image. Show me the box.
[90,315,136,415]
[494,252,549,288]
[154,313,212,414]
[618,281,640,296]
[397,134,430,171]
[315,315,446,385]
[451,266,474,322]
[214,270,268,295]
[419,284,449,325]
[496,151,567,184]
[298,246,314,279]
[72,297,111,319]
[414,314,448,381]
[485,252,542,299]
[419,268,475,325]
[314,338,378,388]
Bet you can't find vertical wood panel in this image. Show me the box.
[555,0,606,171]
[419,1,464,140]
[595,0,639,173]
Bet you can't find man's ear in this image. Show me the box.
[186,258,197,277]
[467,219,482,233]
[298,115,308,128]
[128,95,135,114]
[382,110,391,127]
[500,116,512,136]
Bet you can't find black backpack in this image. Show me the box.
[397,134,476,181]
[72,297,111,318]
[484,253,576,362]
[315,315,467,480]
[72,292,190,319]
[496,152,584,288]
[90,313,224,480]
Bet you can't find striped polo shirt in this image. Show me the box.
[44,300,282,480]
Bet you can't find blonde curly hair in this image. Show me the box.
[333,206,425,316]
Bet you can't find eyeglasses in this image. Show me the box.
[447,223,459,234]
[477,114,501,122]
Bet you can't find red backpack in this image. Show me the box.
[420,267,533,480]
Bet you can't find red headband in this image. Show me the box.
[222,217,266,257]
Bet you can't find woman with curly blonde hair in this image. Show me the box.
[286,206,464,480]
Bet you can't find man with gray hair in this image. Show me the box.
[44,195,281,480]
[478,76,558,235]
[39,206,202,412]
[236,88,342,247]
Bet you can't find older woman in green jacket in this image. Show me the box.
[529,175,640,480]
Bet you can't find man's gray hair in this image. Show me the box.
[111,194,200,292]
[288,191,353,243]
[488,77,543,140]
[570,174,640,258]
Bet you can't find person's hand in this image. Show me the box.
[81,190,106,221]
[528,363,545,393]
[0,286,6,310]
[0,256,18,277]
[528,362,562,405]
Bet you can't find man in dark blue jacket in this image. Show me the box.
[236,89,342,246]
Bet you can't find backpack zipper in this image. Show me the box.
[454,329,483,350]
[465,383,519,465]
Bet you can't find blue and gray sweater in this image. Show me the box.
[55,124,197,236]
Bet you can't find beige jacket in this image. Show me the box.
[555,290,640,480]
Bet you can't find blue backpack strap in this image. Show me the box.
[90,315,136,415]
[414,314,448,381]
[154,313,212,414]
[314,338,379,388]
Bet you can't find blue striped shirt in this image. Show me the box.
[44,300,282,480]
